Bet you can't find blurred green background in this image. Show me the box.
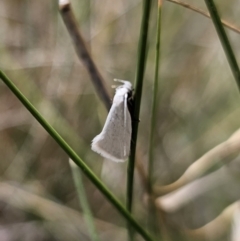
[0,0,240,240]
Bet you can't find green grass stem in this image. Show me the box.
[127,0,152,239]
[69,159,100,241]
[0,70,154,241]
[148,0,162,238]
[204,0,240,90]
[148,0,162,197]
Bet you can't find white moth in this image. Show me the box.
[91,79,133,162]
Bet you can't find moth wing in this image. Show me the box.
[91,98,131,162]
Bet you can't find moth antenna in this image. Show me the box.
[114,78,129,84]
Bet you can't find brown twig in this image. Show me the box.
[59,0,111,110]
[167,0,240,34]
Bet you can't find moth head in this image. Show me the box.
[113,79,132,91]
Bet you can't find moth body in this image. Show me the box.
[91,79,133,162]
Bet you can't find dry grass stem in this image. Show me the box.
[155,166,233,212]
[154,129,240,195]
[185,201,240,240]
[167,0,240,34]
[0,182,126,241]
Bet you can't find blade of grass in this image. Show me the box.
[204,0,240,90]
[148,0,162,238]
[69,159,100,241]
[0,70,154,241]
[127,0,152,239]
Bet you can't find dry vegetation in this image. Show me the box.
[0,0,240,241]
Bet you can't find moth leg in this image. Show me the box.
[132,118,140,123]
[123,93,128,156]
